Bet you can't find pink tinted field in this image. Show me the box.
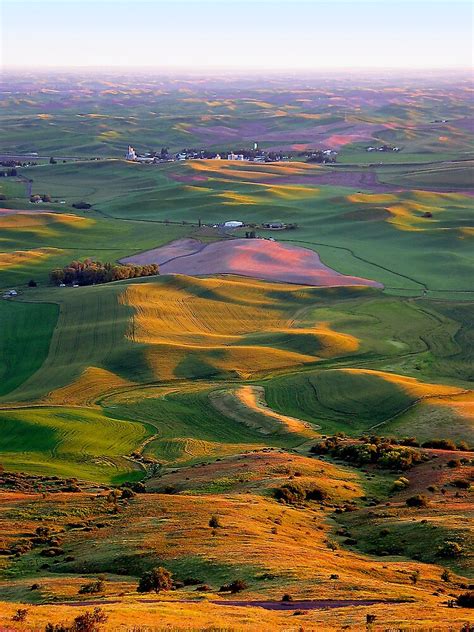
[121,238,383,288]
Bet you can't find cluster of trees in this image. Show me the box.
[311,435,428,470]
[50,259,159,286]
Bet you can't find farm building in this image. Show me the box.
[224,220,244,228]
[125,145,137,160]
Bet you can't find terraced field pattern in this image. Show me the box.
[0,73,472,630]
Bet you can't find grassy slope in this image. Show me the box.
[0,280,470,482]
[2,283,153,403]
[0,300,58,396]
[0,407,149,483]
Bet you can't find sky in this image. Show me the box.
[1,0,473,71]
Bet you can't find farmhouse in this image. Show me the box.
[3,289,18,299]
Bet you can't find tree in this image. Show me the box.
[28,279,37,287]
[137,567,173,593]
[209,515,221,528]
[49,157,57,164]
[406,494,428,508]
[441,569,451,582]
[456,591,474,608]
[437,540,463,558]
[12,609,28,622]
[219,579,248,593]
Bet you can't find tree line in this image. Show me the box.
[50,258,159,286]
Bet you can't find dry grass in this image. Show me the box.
[45,367,134,406]
[342,368,464,399]
[119,277,332,379]
[0,247,63,269]
[0,212,93,237]
[2,597,472,631]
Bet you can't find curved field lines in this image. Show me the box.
[119,276,362,380]
[264,367,473,441]
[0,406,148,482]
[209,385,319,439]
[346,190,472,232]
[0,212,93,238]
[2,284,148,403]
[45,367,135,406]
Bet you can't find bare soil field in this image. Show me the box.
[120,238,205,266]
[122,238,383,287]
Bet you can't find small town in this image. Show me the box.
[124,143,337,164]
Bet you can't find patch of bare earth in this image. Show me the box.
[122,238,382,288]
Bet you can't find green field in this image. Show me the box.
[0,406,149,482]
[1,159,472,296]
[0,277,471,481]
[0,300,58,396]
[0,75,473,627]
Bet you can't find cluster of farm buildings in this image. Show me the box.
[125,143,290,164]
[125,144,337,165]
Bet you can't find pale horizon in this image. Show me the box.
[2,0,473,71]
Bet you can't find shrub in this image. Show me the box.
[452,479,471,489]
[437,540,463,558]
[441,569,451,582]
[72,202,92,210]
[209,515,221,528]
[447,459,460,468]
[421,439,456,450]
[456,591,474,608]
[137,567,173,593]
[78,580,105,595]
[281,593,293,601]
[274,482,327,505]
[406,494,428,508]
[392,477,409,492]
[400,437,419,447]
[219,579,248,593]
[12,608,28,622]
[183,577,203,586]
[40,547,64,557]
